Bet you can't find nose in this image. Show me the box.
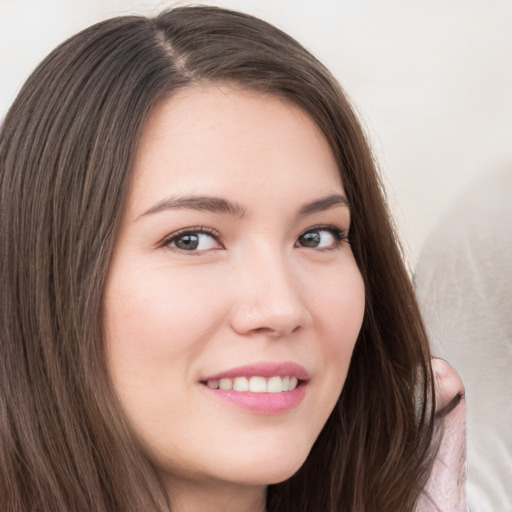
[229,249,310,338]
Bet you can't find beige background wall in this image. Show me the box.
[1,0,511,266]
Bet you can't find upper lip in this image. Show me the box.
[202,361,309,382]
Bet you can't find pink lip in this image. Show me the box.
[201,361,309,381]
[202,386,306,414]
[200,361,308,415]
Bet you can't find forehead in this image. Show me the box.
[129,85,343,214]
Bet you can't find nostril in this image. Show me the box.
[253,327,271,334]
[252,325,301,337]
[229,299,309,337]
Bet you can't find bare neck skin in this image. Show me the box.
[166,476,267,512]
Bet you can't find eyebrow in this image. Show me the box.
[298,194,350,215]
[138,193,350,219]
[139,195,246,219]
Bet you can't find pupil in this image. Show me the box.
[301,231,320,247]
[176,234,199,250]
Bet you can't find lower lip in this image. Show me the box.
[201,384,306,414]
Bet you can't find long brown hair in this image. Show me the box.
[0,6,435,511]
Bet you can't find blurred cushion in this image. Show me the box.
[415,168,512,512]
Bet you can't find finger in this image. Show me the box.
[415,359,468,511]
[432,357,465,413]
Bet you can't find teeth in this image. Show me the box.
[249,376,267,392]
[267,376,282,393]
[233,377,249,391]
[219,378,233,391]
[205,375,300,393]
[206,379,219,389]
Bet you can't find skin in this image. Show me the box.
[418,359,468,511]
[103,84,365,512]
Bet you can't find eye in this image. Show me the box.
[295,226,348,250]
[164,228,222,252]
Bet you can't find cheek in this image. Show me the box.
[308,263,365,398]
[313,264,365,351]
[103,262,226,385]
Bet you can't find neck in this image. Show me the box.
[165,476,267,512]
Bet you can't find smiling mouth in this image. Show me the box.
[203,375,300,393]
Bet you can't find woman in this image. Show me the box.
[0,6,465,512]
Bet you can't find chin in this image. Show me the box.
[221,445,311,486]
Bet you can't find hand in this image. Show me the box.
[415,358,469,511]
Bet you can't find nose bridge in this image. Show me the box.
[230,242,308,336]
[253,244,298,303]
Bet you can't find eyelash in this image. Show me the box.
[296,224,350,250]
[161,226,223,253]
[161,224,350,253]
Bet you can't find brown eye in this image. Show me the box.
[175,234,200,250]
[166,230,222,252]
[298,231,322,247]
[295,227,346,249]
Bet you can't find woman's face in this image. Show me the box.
[104,85,365,497]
